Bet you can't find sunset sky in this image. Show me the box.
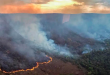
[0,0,110,13]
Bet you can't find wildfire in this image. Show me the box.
[0,55,52,74]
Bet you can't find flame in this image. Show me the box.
[0,55,52,74]
[39,55,52,64]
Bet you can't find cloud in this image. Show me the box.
[0,0,52,5]
[74,0,110,5]
[0,4,41,13]
[0,0,110,13]
[0,0,23,5]
[60,3,110,14]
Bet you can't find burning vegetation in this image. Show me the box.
[0,15,53,73]
[0,13,110,75]
[0,39,52,73]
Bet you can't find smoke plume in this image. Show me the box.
[0,13,110,71]
[64,14,110,41]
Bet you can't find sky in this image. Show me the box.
[0,0,110,13]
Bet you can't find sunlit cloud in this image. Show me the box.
[0,0,110,13]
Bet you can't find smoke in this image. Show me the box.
[64,14,110,41]
[0,15,54,71]
[38,14,108,54]
[7,14,72,56]
[1,13,110,71]
[0,14,73,71]
[5,13,110,56]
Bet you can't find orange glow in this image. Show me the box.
[0,4,41,13]
[0,0,110,14]
[39,55,52,64]
[0,0,83,13]
[0,55,52,74]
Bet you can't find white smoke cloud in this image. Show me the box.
[8,14,72,57]
[64,14,110,41]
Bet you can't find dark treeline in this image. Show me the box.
[76,49,110,75]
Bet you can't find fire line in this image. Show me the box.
[0,55,52,74]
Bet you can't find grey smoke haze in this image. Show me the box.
[35,14,110,54]
[0,14,73,71]
[6,14,72,57]
[0,17,47,61]
[38,14,110,41]
[0,13,110,68]
[63,14,110,41]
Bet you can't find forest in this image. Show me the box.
[76,48,110,75]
